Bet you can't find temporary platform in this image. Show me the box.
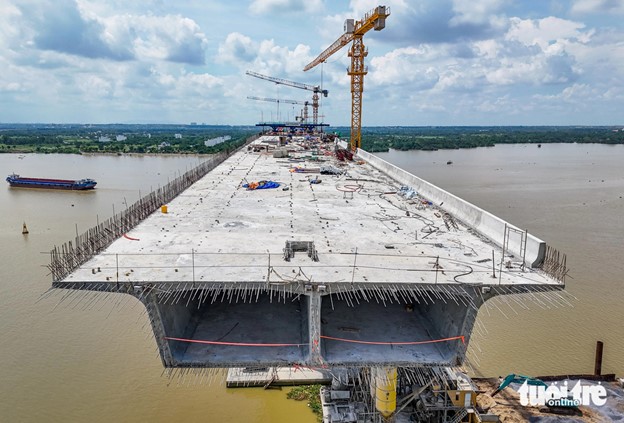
[226,366,334,388]
[49,135,567,370]
[255,121,329,131]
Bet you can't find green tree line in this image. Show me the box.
[0,124,257,154]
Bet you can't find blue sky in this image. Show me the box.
[1,0,623,126]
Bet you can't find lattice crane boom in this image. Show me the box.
[303,33,354,72]
[247,96,310,122]
[247,96,308,106]
[304,5,390,151]
[246,71,325,94]
[246,71,327,125]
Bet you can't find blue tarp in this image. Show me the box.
[243,180,280,190]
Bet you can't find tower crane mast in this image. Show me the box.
[304,5,390,151]
[246,71,327,125]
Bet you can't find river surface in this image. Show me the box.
[0,154,316,423]
[376,143,624,378]
[0,144,623,421]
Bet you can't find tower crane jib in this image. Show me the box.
[247,96,310,123]
[245,71,327,125]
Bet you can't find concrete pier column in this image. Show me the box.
[308,292,323,365]
[142,291,175,367]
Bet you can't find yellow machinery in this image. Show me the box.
[304,6,390,151]
[373,367,397,419]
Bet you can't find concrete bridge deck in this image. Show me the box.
[61,137,561,288]
[51,135,567,369]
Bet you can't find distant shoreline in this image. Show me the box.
[0,150,213,157]
[2,125,622,154]
[3,139,624,156]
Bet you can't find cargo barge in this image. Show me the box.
[6,174,97,190]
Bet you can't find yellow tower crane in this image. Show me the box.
[304,5,390,151]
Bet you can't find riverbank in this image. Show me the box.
[358,126,624,152]
[3,124,623,155]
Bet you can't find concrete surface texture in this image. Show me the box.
[53,135,566,369]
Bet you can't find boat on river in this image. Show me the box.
[6,174,97,190]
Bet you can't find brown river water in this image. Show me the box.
[0,144,622,421]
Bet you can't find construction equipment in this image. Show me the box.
[491,373,547,397]
[492,373,580,414]
[304,5,390,152]
[246,71,327,125]
[247,96,310,123]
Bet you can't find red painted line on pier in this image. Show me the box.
[320,335,465,346]
[164,336,308,347]
[165,335,465,347]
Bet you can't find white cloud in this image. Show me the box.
[76,75,114,98]
[550,83,595,101]
[486,54,577,86]
[528,83,622,121]
[450,0,507,26]
[218,32,257,64]
[535,80,624,108]
[347,0,404,15]
[460,16,598,87]
[368,47,440,89]
[1,1,624,124]
[218,32,312,77]
[0,2,23,50]
[9,1,208,64]
[333,0,511,47]
[249,0,324,15]
[102,14,208,64]
[255,40,312,75]
[473,39,501,59]
[319,0,406,42]
[505,17,590,50]
[571,0,624,15]
[473,94,512,113]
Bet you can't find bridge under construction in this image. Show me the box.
[49,134,567,371]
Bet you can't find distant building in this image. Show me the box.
[116,135,127,141]
[98,136,111,142]
[158,142,171,149]
[204,135,231,147]
[174,134,182,139]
